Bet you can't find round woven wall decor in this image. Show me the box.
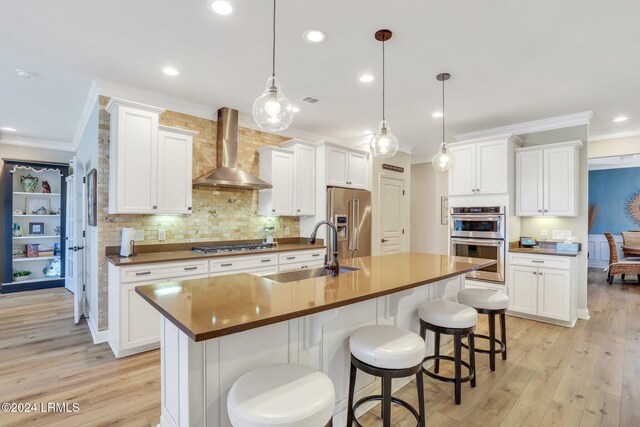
[627,192,640,225]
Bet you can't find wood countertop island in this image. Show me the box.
[136,252,495,342]
[138,252,495,427]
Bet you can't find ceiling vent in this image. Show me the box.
[301,96,321,104]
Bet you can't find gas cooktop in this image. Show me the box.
[191,242,278,254]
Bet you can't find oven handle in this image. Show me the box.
[450,238,504,247]
[450,215,504,221]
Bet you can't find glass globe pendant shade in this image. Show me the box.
[370,120,399,158]
[253,76,294,131]
[432,142,455,172]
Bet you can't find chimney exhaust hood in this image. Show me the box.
[192,107,272,190]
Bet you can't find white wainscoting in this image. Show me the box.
[588,234,622,269]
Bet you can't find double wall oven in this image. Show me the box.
[450,206,505,283]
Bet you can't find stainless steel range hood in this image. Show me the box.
[192,107,272,190]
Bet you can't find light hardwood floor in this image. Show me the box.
[1,269,639,426]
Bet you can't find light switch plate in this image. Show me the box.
[552,229,572,240]
[284,226,290,236]
[134,229,145,241]
[540,229,548,240]
[158,229,166,241]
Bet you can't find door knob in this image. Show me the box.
[381,238,389,243]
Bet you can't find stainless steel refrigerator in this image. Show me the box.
[327,187,372,259]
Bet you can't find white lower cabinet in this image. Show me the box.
[508,253,576,325]
[109,248,326,357]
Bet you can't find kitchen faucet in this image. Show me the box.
[308,220,340,276]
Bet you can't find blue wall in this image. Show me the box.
[589,167,640,234]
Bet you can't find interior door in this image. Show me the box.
[379,176,404,254]
[65,157,84,324]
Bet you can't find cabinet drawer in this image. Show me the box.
[209,254,278,274]
[121,260,208,283]
[278,249,325,265]
[509,254,570,270]
[278,260,325,272]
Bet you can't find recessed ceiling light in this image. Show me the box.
[1,127,17,132]
[359,74,375,83]
[208,0,233,16]
[302,29,326,44]
[432,111,443,118]
[162,67,180,76]
[16,68,37,79]
[292,106,300,113]
[613,116,628,122]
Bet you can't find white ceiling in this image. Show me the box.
[1,0,639,156]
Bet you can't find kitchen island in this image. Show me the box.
[136,253,495,427]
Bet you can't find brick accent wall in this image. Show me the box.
[96,96,299,330]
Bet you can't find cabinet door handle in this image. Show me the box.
[297,209,301,212]
[272,209,275,213]
[312,253,321,257]
[532,271,537,275]
[153,205,157,210]
[184,266,198,271]
[188,207,192,210]
[538,209,543,213]
[544,209,549,213]
[221,263,233,267]
[476,188,480,192]
[135,271,151,276]
[261,259,271,263]
[286,256,296,260]
[538,272,543,275]
[532,260,544,263]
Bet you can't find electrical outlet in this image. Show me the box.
[134,229,145,241]
[540,229,548,241]
[158,229,166,241]
[552,230,572,241]
[284,226,290,236]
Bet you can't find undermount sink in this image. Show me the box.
[261,266,360,283]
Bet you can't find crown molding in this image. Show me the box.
[71,80,99,152]
[0,134,74,152]
[455,111,594,142]
[589,127,640,142]
[158,125,199,136]
[235,112,337,143]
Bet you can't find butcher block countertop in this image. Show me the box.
[106,242,326,266]
[135,253,495,342]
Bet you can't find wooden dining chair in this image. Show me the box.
[605,232,640,284]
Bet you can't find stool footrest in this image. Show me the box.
[422,355,474,384]
[351,394,421,427]
[462,334,505,355]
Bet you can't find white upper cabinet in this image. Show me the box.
[515,141,582,217]
[281,140,316,216]
[106,99,165,214]
[326,145,369,189]
[106,99,197,215]
[258,147,295,216]
[157,126,197,214]
[448,136,522,197]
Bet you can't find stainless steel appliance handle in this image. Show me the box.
[450,215,504,221]
[348,199,353,251]
[450,238,503,247]
[355,199,360,251]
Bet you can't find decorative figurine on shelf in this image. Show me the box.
[20,174,39,193]
[12,223,23,237]
[50,208,60,215]
[13,209,23,215]
[42,180,51,193]
[54,226,61,236]
[35,206,47,215]
[43,258,61,277]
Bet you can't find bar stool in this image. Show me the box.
[227,364,335,427]
[346,325,426,427]
[457,288,509,371]
[418,301,478,405]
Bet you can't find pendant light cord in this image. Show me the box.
[271,0,277,78]
[441,77,445,143]
[382,39,386,122]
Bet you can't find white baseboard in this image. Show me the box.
[87,315,108,344]
[577,308,590,320]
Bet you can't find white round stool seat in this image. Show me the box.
[227,364,335,427]
[457,289,509,311]
[419,301,478,329]
[350,325,426,369]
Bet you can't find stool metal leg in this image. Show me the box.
[454,331,462,405]
[416,371,426,427]
[500,313,507,361]
[468,333,476,388]
[346,361,357,426]
[488,313,496,371]
[382,374,392,426]
[434,332,441,374]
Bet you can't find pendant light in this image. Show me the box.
[253,0,293,131]
[369,29,399,158]
[432,73,455,172]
